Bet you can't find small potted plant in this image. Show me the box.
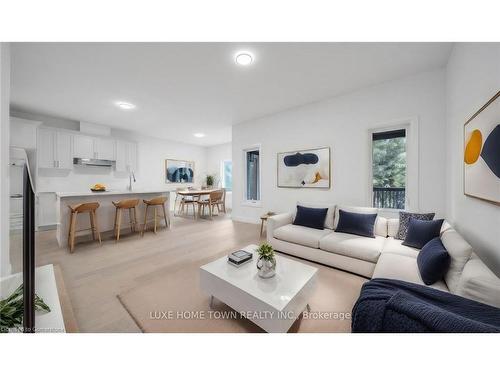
[206,174,215,188]
[256,243,276,278]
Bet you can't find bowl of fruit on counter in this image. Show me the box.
[90,183,106,192]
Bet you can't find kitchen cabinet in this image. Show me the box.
[95,137,115,160]
[36,193,57,229]
[73,134,115,160]
[115,140,138,172]
[37,128,73,169]
[73,134,94,159]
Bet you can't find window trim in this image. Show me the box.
[220,159,232,191]
[242,145,262,207]
[368,117,419,212]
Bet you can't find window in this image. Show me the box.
[221,160,232,191]
[371,129,407,209]
[244,148,260,203]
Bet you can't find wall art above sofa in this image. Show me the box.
[277,146,330,188]
[463,90,499,204]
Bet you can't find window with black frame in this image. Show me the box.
[371,129,406,209]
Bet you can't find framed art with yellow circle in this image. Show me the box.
[463,90,500,204]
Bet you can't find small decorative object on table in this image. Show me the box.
[228,249,253,267]
[205,174,216,188]
[256,243,276,279]
[90,183,106,192]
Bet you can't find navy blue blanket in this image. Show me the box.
[352,278,500,333]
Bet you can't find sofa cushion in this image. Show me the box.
[396,211,435,240]
[387,218,399,237]
[388,218,453,238]
[373,253,449,291]
[441,229,473,293]
[335,209,377,238]
[293,205,328,230]
[319,232,385,263]
[382,237,419,258]
[333,205,387,237]
[417,238,451,285]
[296,201,336,229]
[455,255,500,308]
[273,224,332,249]
[402,218,444,249]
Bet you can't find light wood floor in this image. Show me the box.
[12,213,261,332]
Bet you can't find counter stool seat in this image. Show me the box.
[67,202,101,253]
[142,196,170,235]
[112,198,140,241]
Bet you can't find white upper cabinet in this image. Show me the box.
[95,138,115,160]
[37,128,73,169]
[55,131,73,169]
[73,134,116,160]
[37,128,56,168]
[73,134,95,159]
[115,140,138,172]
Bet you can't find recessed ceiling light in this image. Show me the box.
[193,133,205,138]
[115,101,136,110]
[235,52,254,66]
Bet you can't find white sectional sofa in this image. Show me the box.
[267,204,500,308]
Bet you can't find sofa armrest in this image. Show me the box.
[455,255,500,308]
[266,213,293,242]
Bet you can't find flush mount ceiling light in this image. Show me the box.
[193,133,205,138]
[235,51,254,66]
[115,101,136,110]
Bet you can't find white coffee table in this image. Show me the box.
[199,244,318,333]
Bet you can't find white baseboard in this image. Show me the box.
[231,215,260,225]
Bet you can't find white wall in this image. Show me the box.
[206,142,232,209]
[446,43,500,274]
[0,43,11,276]
[232,69,447,223]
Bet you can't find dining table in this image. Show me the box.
[176,188,220,219]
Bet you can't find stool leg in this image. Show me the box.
[153,207,157,233]
[68,212,74,252]
[92,210,102,244]
[133,206,138,232]
[129,208,134,233]
[116,208,122,241]
[70,212,77,252]
[260,219,264,237]
[142,205,149,236]
[113,207,118,237]
[162,203,169,228]
[89,211,96,240]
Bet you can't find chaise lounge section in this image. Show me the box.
[267,203,500,308]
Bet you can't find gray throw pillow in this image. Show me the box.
[396,211,435,240]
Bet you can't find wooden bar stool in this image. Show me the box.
[112,198,140,241]
[67,202,101,253]
[141,196,170,235]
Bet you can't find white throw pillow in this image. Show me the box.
[333,205,387,237]
[295,201,336,230]
[441,229,473,293]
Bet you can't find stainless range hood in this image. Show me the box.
[73,157,115,167]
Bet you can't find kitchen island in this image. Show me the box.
[55,189,175,247]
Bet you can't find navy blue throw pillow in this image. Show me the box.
[335,209,377,238]
[402,218,444,249]
[293,205,328,230]
[417,237,451,285]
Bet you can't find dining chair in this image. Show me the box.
[178,188,198,218]
[197,190,224,219]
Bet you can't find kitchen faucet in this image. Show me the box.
[128,171,136,191]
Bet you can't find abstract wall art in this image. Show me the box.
[165,159,194,183]
[277,147,330,188]
[464,91,500,204]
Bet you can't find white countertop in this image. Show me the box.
[55,189,175,198]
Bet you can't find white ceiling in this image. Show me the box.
[11,43,453,146]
